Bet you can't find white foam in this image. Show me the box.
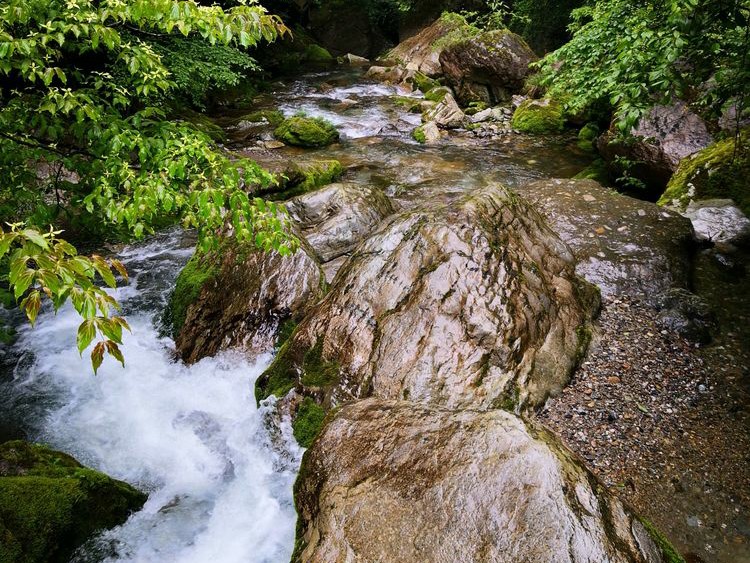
[10,232,301,563]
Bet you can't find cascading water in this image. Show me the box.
[1,229,302,563]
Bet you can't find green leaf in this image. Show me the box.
[77,319,97,354]
[21,229,49,249]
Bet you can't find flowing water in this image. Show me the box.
[0,69,687,562]
[0,230,302,563]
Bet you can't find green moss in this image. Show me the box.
[271,160,344,201]
[574,159,610,184]
[239,109,285,128]
[0,441,146,563]
[292,398,326,448]
[465,101,489,116]
[511,98,565,134]
[304,44,334,63]
[412,125,427,144]
[412,72,439,95]
[658,131,750,215]
[577,123,599,152]
[300,339,339,388]
[0,288,14,309]
[167,252,218,337]
[392,96,422,113]
[276,319,297,349]
[255,340,298,403]
[424,87,449,103]
[274,116,340,148]
[639,518,686,563]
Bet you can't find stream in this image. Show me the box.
[0,68,746,562]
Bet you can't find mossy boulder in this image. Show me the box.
[274,116,340,148]
[439,28,538,105]
[237,109,285,128]
[304,44,334,63]
[577,123,600,152]
[180,110,226,142]
[573,159,610,184]
[266,160,345,201]
[0,441,146,563]
[658,131,750,216]
[511,98,565,134]
[166,252,219,338]
[174,237,326,365]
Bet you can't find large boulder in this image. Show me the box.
[658,130,750,217]
[0,440,146,563]
[510,98,565,134]
[286,183,395,277]
[256,185,599,411]
[598,102,712,191]
[293,399,683,563]
[439,29,537,106]
[516,179,695,301]
[384,17,462,77]
[173,237,326,364]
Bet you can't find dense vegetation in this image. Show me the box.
[0,0,296,369]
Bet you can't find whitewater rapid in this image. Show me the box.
[5,230,302,563]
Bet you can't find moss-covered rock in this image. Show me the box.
[577,123,599,152]
[412,125,427,144]
[166,252,218,337]
[304,44,334,63]
[268,160,344,201]
[511,98,565,134]
[274,116,340,148]
[639,518,687,563]
[658,131,750,215]
[238,109,285,128]
[0,441,146,563]
[573,159,610,184]
[292,397,327,448]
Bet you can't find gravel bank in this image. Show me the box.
[537,296,750,563]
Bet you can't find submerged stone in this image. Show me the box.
[0,441,146,563]
[293,399,684,563]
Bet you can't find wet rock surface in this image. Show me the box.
[683,199,750,246]
[516,178,695,301]
[286,182,394,274]
[259,184,599,410]
[176,237,326,364]
[294,399,677,563]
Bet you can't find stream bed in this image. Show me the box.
[0,68,748,562]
